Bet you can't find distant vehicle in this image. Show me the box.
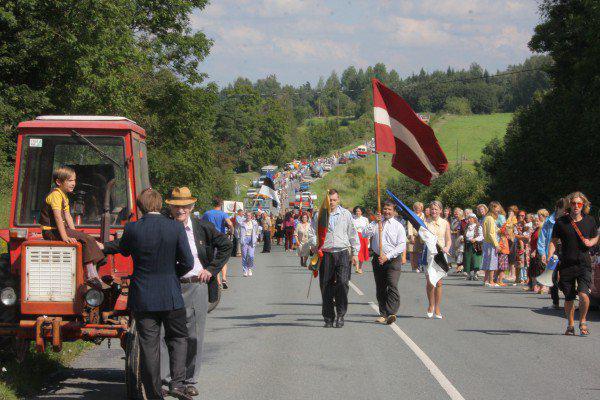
[348,153,358,160]
[339,157,348,164]
[246,188,258,197]
[300,181,310,191]
[252,175,267,188]
[260,165,278,175]
[322,163,332,171]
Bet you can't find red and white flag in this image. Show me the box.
[372,78,448,186]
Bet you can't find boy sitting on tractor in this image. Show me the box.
[39,166,106,288]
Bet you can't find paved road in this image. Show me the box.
[33,245,600,399]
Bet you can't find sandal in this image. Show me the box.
[564,325,575,336]
[579,322,590,337]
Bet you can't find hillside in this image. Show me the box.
[311,113,513,209]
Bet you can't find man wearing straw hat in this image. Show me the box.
[160,187,232,397]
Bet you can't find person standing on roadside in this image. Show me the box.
[362,200,406,325]
[202,197,234,289]
[482,202,501,287]
[319,189,360,328]
[261,210,272,253]
[463,212,483,281]
[162,187,232,398]
[548,192,598,336]
[537,198,565,307]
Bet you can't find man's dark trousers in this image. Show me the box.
[135,308,188,399]
[319,250,351,321]
[371,255,401,317]
[262,231,271,252]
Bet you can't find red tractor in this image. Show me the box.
[0,116,158,398]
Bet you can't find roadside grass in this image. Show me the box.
[311,113,513,209]
[232,171,260,202]
[0,340,94,399]
[310,153,396,209]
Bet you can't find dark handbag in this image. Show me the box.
[473,241,482,255]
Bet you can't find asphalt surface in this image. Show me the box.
[33,244,600,400]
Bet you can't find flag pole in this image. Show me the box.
[372,78,383,256]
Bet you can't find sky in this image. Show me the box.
[191,0,542,87]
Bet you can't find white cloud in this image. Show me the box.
[191,0,540,85]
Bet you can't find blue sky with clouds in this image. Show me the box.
[191,0,542,87]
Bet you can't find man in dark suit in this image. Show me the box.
[161,187,232,397]
[117,188,194,400]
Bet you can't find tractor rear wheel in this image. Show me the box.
[124,318,146,400]
[207,283,222,314]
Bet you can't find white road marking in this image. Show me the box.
[368,301,466,400]
[349,281,364,296]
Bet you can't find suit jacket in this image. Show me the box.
[190,216,232,302]
[105,215,231,304]
[118,213,194,312]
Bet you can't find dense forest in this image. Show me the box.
[0,0,567,210]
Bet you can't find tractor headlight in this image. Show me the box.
[0,287,17,306]
[84,289,104,307]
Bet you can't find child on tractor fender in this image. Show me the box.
[39,166,106,288]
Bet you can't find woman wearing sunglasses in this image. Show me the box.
[548,192,599,336]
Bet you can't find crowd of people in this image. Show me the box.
[41,161,598,400]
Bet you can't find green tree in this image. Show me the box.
[480,0,600,209]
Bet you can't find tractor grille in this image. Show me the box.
[25,246,77,302]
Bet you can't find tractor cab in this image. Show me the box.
[0,116,149,356]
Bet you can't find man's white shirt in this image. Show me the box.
[363,217,406,260]
[182,217,204,278]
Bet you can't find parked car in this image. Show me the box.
[322,163,332,171]
[300,181,310,191]
[339,157,348,164]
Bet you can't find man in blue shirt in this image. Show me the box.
[202,197,234,289]
[537,198,565,308]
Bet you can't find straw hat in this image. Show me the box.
[165,187,197,206]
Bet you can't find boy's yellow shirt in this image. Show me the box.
[41,189,70,230]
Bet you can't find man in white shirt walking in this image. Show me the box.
[319,189,360,328]
[362,200,407,325]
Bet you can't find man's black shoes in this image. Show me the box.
[335,317,344,328]
[323,319,334,328]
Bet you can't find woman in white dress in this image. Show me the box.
[352,206,370,274]
[425,201,451,319]
[294,213,316,268]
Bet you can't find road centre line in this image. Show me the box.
[367,301,466,400]
[349,281,364,296]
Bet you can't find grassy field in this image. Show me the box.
[232,171,260,202]
[310,113,513,209]
[434,113,513,163]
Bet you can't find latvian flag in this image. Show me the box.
[372,78,448,186]
[259,172,280,208]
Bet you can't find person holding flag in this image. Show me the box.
[316,189,360,328]
[361,200,407,325]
